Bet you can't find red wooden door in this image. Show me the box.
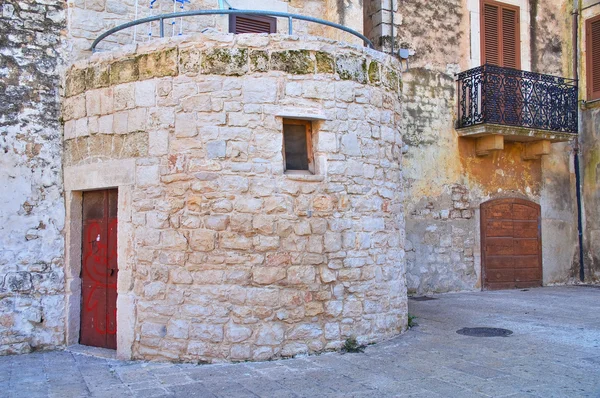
[481,198,542,290]
[81,189,118,349]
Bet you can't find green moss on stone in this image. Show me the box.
[270,50,313,74]
[110,57,139,85]
[249,50,269,72]
[202,48,248,76]
[85,64,110,90]
[138,48,178,80]
[335,54,367,84]
[65,67,86,98]
[315,51,335,74]
[368,61,381,84]
[383,67,400,90]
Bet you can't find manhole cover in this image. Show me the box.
[456,327,513,337]
[409,296,437,301]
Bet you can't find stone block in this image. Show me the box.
[144,281,166,300]
[189,229,216,251]
[316,51,335,74]
[167,319,189,339]
[114,83,136,111]
[135,80,156,107]
[287,266,315,284]
[270,50,314,74]
[220,232,252,250]
[190,323,223,343]
[336,54,367,84]
[249,50,269,72]
[85,63,110,90]
[65,67,86,97]
[175,112,198,138]
[138,48,178,80]
[243,78,277,104]
[202,48,248,76]
[255,323,285,346]
[253,267,286,285]
[206,140,226,159]
[225,323,253,343]
[110,57,139,85]
[287,323,322,340]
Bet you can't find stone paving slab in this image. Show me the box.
[2,286,599,397]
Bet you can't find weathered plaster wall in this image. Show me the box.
[0,0,66,354]
[580,3,600,281]
[62,35,406,362]
[396,0,578,294]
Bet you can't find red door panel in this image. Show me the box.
[486,203,513,219]
[486,237,514,256]
[486,268,515,283]
[486,256,515,269]
[81,189,118,349]
[512,255,540,269]
[485,220,514,237]
[513,221,538,238]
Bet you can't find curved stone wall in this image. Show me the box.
[63,33,406,362]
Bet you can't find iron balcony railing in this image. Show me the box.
[456,64,578,134]
[91,9,374,52]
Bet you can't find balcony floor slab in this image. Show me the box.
[457,123,576,143]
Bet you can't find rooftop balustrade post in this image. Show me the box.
[288,16,293,35]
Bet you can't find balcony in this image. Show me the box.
[456,64,578,157]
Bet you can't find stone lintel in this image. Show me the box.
[457,123,576,143]
[276,108,328,121]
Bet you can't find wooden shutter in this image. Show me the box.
[229,14,277,34]
[586,15,600,100]
[480,0,521,68]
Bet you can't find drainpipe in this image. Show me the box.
[390,0,394,56]
[572,0,585,282]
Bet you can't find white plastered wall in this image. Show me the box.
[468,0,531,70]
[64,159,136,360]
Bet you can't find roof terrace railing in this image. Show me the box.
[91,9,375,52]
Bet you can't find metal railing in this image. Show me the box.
[91,9,374,52]
[456,64,578,134]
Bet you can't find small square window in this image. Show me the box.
[283,119,313,174]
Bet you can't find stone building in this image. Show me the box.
[0,0,598,362]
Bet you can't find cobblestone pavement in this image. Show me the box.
[2,286,599,398]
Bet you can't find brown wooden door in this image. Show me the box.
[481,198,542,290]
[81,189,118,349]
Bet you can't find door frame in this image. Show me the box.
[63,160,136,360]
[480,197,543,290]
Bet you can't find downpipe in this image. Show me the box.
[572,2,585,282]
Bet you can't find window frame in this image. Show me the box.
[480,0,521,69]
[229,14,277,34]
[282,119,314,175]
[586,14,600,101]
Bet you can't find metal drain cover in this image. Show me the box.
[409,296,437,301]
[456,327,513,337]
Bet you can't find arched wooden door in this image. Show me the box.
[481,198,542,290]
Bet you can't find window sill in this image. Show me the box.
[284,171,324,182]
